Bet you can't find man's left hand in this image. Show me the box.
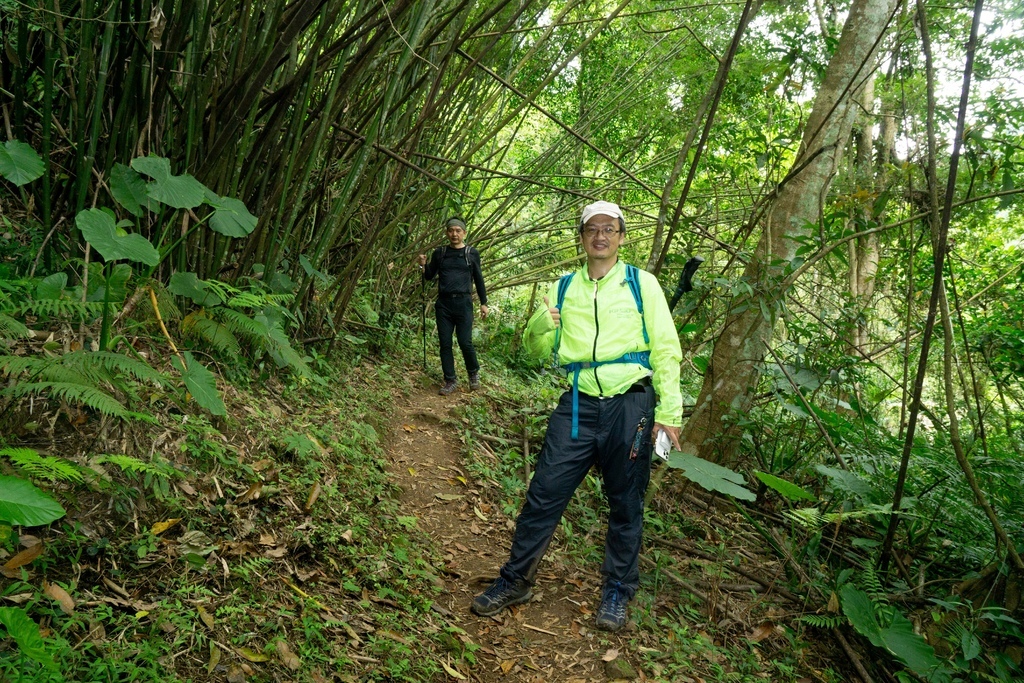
[480,305,489,319]
[654,423,681,451]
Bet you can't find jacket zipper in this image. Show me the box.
[592,280,603,396]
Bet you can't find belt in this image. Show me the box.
[438,292,471,299]
[625,377,652,393]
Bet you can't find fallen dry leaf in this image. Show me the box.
[276,640,301,670]
[2,542,43,577]
[207,642,221,674]
[150,518,181,535]
[340,529,354,544]
[237,646,271,662]
[197,604,215,629]
[264,546,288,558]
[440,659,466,679]
[499,660,516,673]
[102,577,130,599]
[18,535,41,548]
[226,664,245,683]
[305,482,321,511]
[43,581,75,615]
[236,482,263,503]
[601,648,620,662]
[747,622,775,643]
[258,533,276,546]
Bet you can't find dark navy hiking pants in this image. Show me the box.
[499,384,656,597]
[435,295,479,381]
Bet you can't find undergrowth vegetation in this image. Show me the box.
[0,302,478,681]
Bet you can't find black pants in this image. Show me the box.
[435,296,479,381]
[499,385,655,597]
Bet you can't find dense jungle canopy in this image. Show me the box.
[2,0,1024,681]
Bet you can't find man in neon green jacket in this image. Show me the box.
[472,201,683,632]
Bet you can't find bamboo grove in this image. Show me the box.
[2,0,1024,678]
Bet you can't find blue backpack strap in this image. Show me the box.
[552,272,575,364]
[625,264,648,344]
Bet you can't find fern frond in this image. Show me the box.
[18,299,103,320]
[859,567,888,604]
[182,313,242,357]
[0,447,85,483]
[4,381,128,418]
[95,454,181,479]
[148,284,182,322]
[0,355,53,377]
[224,292,272,311]
[784,507,825,530]
[797,614,845,628]
[217,308,269,344]
[267,333,311,376]
[64,351,169,388]
[0,313,33,342]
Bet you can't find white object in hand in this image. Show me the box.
[655,430,671,461]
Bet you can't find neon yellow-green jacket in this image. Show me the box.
[524,260,683,427]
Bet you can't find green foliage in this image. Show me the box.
[171,351,226,416]
[130,156,207,210]
[840,584,944,679]
[76,208,160,266]
[0,447,84,483]
[0,475,66,527]
[754,470,816,501]
[172,273,310,377]
[95,454,182,500]
[0,350,166,420]
[666,451,756,501]
[0,140,44,186]
[0,607,58,671]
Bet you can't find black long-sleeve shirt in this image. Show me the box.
[424,245,487,305]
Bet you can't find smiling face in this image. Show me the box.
[445,223,466,247]
[580,214,625,263]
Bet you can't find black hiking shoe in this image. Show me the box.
[439,379,457,396]
[595,582,630,632]
[469,374,480,391]
[471,577,532,616]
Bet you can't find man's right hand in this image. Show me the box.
[418,254,427,266]
[542,296,560,328]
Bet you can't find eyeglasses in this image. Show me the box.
[581,226,622,238]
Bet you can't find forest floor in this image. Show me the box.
[384,373,850,683]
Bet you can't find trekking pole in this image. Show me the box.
[421,268,427,370]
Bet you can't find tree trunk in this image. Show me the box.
[848,74,880,352]
[678,0,897,464]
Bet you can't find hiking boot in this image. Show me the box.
[471,576,532,616]
[595,582,630,632]
[469,374,480,391]
[439,379,457,396]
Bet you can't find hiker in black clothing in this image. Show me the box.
[418,217,489,395]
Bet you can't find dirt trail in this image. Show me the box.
[387,377,639,683]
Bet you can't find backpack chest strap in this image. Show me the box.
[562,351,651,439]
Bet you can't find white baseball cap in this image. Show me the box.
[580,200,623,225]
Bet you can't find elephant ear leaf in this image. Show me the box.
[171,351,226,416]
[110,163,154,216]
[0,140,44,186]
[77,208,160,266]
[665,452,756,501]
[205,190,257,237]
[0,475,66,527]
[131,156,207,209]
[0,607,59,671]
